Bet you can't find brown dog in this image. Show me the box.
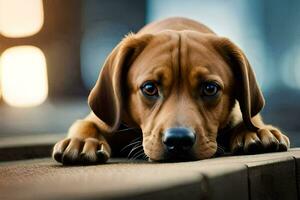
[53,17,290,164]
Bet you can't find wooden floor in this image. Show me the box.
[1,145,300,199]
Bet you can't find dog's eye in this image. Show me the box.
[141,81,159,97]
[201,82,219,96]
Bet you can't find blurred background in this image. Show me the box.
[0,0,299,146]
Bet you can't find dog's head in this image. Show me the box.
[88,31,264,161]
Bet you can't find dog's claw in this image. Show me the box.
[278,143,288,152]
[53,152,63,162]
[52,138,111,165]
[62,153,78,165]
[264,140,279,153]
[245,140,263,154]
[230,125,289,155]
[79,153,97,165]
[96,150,109,163]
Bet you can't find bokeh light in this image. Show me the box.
[0,46,48,107]
[0,0,44,38]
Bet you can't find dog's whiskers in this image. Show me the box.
[127,144,143,158]
[131,136,142,142]
[120,140,142,153]
[143,153,149,160]
[116,128,141,133]
[217,145,225,151]
[216,145,225,155]
[130,149,145,160]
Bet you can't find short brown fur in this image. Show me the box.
[53,17,290,164]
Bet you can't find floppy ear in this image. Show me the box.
[88,33,153,133]
[214,37,265,131]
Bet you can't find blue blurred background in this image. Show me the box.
[0,0,299,146]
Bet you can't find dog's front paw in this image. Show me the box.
[52,137,111,165]
[230,125,290,155]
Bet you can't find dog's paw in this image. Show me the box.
[230,125,290,155]
[52,137,111,165]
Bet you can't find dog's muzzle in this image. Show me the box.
[162,127,196,158]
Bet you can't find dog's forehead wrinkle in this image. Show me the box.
[183,51,232,90]
[181,31,230,74]
[149,66,173,86]
[129,35,180,87]
[189,66,210,84]
[194,65,210,73]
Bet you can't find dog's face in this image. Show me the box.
[88,31,264,161]
[126,31,235,161]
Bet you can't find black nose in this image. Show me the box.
[163,127,196,153]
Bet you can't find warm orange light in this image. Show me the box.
[0,54,1,99]
[0,46,48,107]
[0,0,44,38]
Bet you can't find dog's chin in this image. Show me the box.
[145,146,218,163]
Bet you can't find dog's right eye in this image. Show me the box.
[201,81,220,97]
[141,81,159,97]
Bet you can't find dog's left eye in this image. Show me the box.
[201,82,220,97]
[141,81,159,97]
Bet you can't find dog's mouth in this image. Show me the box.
[146,147,198,163]
[141,127,218,162]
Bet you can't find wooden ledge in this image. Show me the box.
[0,134,63,161]
[0,134,299,199]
